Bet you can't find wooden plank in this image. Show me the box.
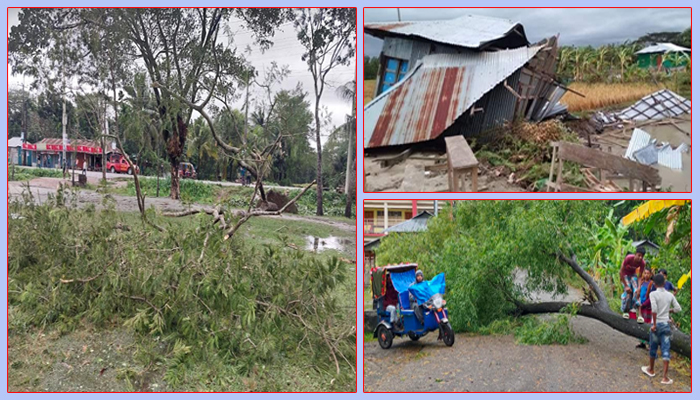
[445,136,478,169]
[546,145,557,192]
[425,163,448,172]
[554,141,661,186]
[375,148,413,168]
[559,183,600,192]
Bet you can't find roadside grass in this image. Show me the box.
[9,167,63,181]
[561,82,664,112]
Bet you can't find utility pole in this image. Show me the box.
[61,31,68,176]
[103,113,108,181]
[397,8,402,21]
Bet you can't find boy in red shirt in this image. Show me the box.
[619,247,646,319]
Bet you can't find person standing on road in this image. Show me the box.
[620,247,646,319]
[642,273,681,385]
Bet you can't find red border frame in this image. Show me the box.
[361,7,692,194]
[361,198,692,393]
[7,6,359,394]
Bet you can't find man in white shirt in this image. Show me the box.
[642,273,681,385]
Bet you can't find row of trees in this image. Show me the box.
[9,8,356,216]
[556,42,691,85]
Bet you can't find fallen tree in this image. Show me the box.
[512,253,691,358]
[376,201,691,358]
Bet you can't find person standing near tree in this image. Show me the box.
[642,273,681,385]
[620,247,646,319]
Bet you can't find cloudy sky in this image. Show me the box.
[364,8,691,57]
[8,8,356,144]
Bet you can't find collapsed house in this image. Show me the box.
[364,14,568,151]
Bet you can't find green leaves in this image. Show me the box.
[8,196,354,388]
[377,201,608,332]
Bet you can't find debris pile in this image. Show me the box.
[513,119,566,145]
[624,128,689,171]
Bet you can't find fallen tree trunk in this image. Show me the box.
[517,301,691,359]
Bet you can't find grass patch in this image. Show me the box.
[477,314,586,346]
[514,315,586,345]
[561,82,664,112]
[9,167,63,181]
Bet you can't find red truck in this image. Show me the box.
[106,153,139,174]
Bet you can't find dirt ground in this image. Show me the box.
[589,117,691,191]
[364,150,524,192]
[364,317,691,392]
[8,178,355,232]
[9,325,167,392]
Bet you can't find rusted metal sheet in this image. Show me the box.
[365,14,528,50]
[364,45,545,149]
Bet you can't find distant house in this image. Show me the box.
[636,43,690,70]
[364,14,567,150]
[8,137,22,165]
[632,239,661,256]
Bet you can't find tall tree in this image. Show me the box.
[294,8,356,216]
[336,80,356,195]
[10,8,288,199]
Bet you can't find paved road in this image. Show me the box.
[8,178,355,233]
[364,273,691,392]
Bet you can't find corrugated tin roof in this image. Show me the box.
[364,45,544,149]
[632,239,660,249]
[625,128,652,160]
[383,211,433,233]
[365,14,528,50]
[616,89,691,121]
[364,238,382,251]
[636,43,691,54]
[657,144,683,171]
[35,138,102,148]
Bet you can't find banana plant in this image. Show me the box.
[587,209,634,294]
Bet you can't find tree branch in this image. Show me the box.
[557,251,610,311]
[224,180,316,240]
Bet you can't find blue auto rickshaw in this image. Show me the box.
[370,263,455,349]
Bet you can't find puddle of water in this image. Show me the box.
[304,235,353,252]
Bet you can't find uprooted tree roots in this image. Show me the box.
[8,190,355,388]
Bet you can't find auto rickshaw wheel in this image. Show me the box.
[408,332,421,341]
[442,322,455,347]
[377,325,393,349]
